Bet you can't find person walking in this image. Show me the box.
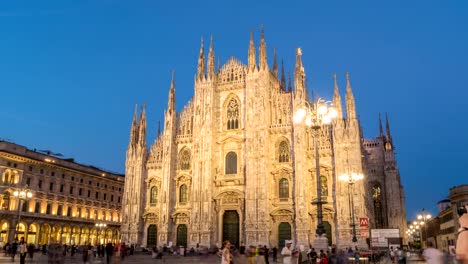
[18,238,27,264]
[457,205,468,263]
[10,239,18,261]
[280,241,293,264]
[264,245,270,264]
[27,243,34,260]
[423,241,443,264]
[105,242,113,264]
[272,246,278,262]
[221,240,232,264]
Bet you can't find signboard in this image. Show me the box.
[359,218,369,227]
[360,229,369,238]
[371,229,400,248]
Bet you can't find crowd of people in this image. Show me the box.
[2,239,137,264]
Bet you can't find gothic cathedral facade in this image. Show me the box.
[121,30,407,249]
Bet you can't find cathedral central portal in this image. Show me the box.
[222,210,240,247]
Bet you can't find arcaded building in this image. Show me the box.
[0,141,124,246]
[121,30,407,249]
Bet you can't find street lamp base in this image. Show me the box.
[313,234,328,252]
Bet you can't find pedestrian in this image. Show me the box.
[456,204,468,263]
[264,245,270,264]
[19,237,27,264]
[423,241,443,264]
[27,243,34,260]
[221,240,233,264]
[119,242,127,260]
[10,239,18,261]
[309,248,317,263]
[280,241,293,264]
[297,245,308,264]
[105,242,113,264]
[272,246,278,262]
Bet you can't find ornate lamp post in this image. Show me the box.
[13,186,33,240]
[417,209,432,247]
[95,222,107,244]
[293,97,337,237]
[338,172,364,243]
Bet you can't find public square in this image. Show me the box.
[0,252,428,264]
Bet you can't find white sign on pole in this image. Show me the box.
[370,229,400,247]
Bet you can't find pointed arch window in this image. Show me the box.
[373,184,384,228]
[225,152,237,174]
[150,186,158,205]
[320,176,328,197]
[179,184,188,204]
[279,141,290,162]
[279,178,289,199]
[227,98,239,130]
[179,150,191,170]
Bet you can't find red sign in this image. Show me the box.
[359,217,369,227]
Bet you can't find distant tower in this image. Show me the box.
[121,104,148,245]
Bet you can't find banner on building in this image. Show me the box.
[370,229,400,248]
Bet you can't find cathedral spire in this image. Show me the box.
[273,48,278,78]
[138,103,147,147]
[157,120,161,137]
[280,59,286,91]
[129,104,139,147]
[259,25,268,71]
[248,29,257,72]
[345,72,356,119]
[288,72,292,92]
[167,71,176,114]
[207,35,215,79]
[332,73,343,119]
[385,113,392,141]
[294,48,306,101]
[197,37,205,80]
[379,113,384,137]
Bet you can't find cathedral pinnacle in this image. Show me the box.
[294,47,306,101]
[345,72,356,120]
[332,73,343,119]
[197,37,205,81]
[129,103,139,148]
[273,48,278,78]
[379,113,384,137]
[385,113,392,141]
[168,71,176,114]
[259,25,268,71]
[207,35,215,79]
[157,120,161,137]
[138,103,147,148]
[281,59,286,91]
[248,29,257,72]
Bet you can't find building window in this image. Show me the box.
[279,178,289,199]
[60,184,64,192]
[226,98,239,130]
[26,177,31,185]
[46,204,51,214]
[320,176,328,197]
[71,176,74,181]
[57,205,63,216]
[70,186,74,195]
[40,169,44,174]
[118,196,121,203]
[178,150,191,170]
[225,152,237,174]
[88,190,91,198]
[28,166,33,172]
[1,192,10,210]
[51,172,55,176]
[103,193,107,201]
[95,192,99,199]
[49,183,54,191]
[38,180,42,189]
[78,208,82,217]
[150,187,157,205]
[278,141,290,162]
[111,195,114,202]
[67,207,72,217]
[79,188,82,196]
[34,201,40,213]
[179,184,188,204]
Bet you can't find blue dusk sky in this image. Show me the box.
[1,1,467,220]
